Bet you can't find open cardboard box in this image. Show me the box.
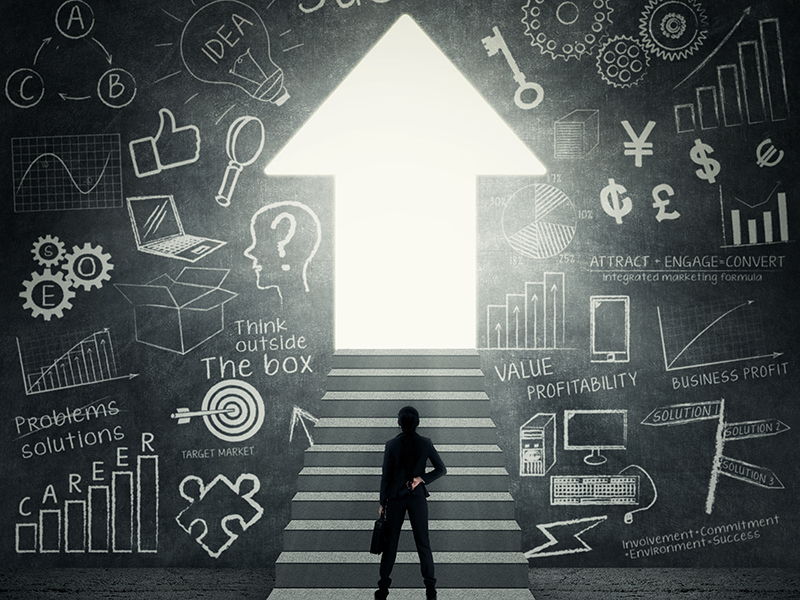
[115,267,237,355]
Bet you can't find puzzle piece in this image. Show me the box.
[176,473,264,558]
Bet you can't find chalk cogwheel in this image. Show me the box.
[20,268,76,321]
[31,235,66,267]
[522,0,614,61]
[62,242,114,291]
[639,0,707,61]
[596,35,650,88]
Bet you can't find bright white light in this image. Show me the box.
[266,14,545,349]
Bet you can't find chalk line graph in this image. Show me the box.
[17,328,138,395]
[12,134,123,212]
[657,299,779,371]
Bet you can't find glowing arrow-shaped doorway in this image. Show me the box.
[266,14,545,349]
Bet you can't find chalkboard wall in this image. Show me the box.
[1,0,797,568]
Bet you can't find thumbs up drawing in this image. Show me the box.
[129,108,201,177]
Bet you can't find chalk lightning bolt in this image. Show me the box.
[525,515,608,558]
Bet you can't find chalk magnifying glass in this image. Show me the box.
[216,116,266,207]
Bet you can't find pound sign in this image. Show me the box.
[652,184,680,222]
[600,178,633,224]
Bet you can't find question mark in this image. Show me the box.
[270,212,297,271]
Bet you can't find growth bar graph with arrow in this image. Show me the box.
[17,329,138,395]
[486,273,566,350]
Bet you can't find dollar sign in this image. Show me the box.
[600,178,632,224]
[690,138,721,184]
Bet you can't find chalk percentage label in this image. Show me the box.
[200,379,265,442]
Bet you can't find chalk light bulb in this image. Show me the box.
[180,0,289,105]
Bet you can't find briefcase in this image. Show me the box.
[370,511,389,554]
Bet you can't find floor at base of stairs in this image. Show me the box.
[0,568,797,599]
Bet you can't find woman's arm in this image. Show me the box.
[421,440,447,486]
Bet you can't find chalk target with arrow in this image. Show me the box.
[172,379,265,443]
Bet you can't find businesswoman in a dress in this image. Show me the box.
[376,406,447,600]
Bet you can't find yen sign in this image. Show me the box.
[621,120,656,167]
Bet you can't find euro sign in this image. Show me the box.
[690,139,721,184]
[601,178,632,224]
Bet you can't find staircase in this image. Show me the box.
[267,350,534,599]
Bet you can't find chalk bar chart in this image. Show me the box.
[16,455,158,554]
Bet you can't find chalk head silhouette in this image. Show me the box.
[244,201,321,300]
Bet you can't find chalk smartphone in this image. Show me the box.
[590,295,630,363]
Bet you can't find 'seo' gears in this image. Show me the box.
[639,0,708,61]
[31,235,66,267]
[20,268,76,321]
[596,35,650,88]
[522,0,614,61]
[63,242,114,291]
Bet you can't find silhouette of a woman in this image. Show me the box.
[376,406,447,600]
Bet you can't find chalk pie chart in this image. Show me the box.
[502,183,577,259]
[201,379,265,442]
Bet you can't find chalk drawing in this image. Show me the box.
[520,413,556,476]
[12,134,123,212]
[521,0,614,61]
[550,474,639,505]
[590,295,630,363]
[621,120,656,167]
[485,273,567,350]
[31,235,66,268]
[720,185,790,248]
[596,36,649,87]
[651,184,680,222]
[525,515,608,558]
[16,454,159,554]
[618,465,658,524]
[5,68,45,108]
[129,108,201,178]
[599,178,632,224]
[62,242,113,291]
[126,196,227,262]
[16,328,137,396]
[290,406,319,447]
[20,268,75,321]
[115,267,237,355]
[180,0,289,105]
[172,380,265,443]
[481,26,543,109]
[502,184,577,258]
[244,201,322,299]
[216,116,265,206]
[554,109,599,159]
[563,409,627,466]
[638,0,707,61]
[657,299,780,371]
[176,473,264,558]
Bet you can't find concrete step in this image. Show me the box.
[303,445,506,467]
[319,391,491,418]
[274,551,530,588]
[282,519,522,552]
[290,492,516,520]
[313,418,498,444]
[268,590,535,600]
[332,349,481,369]
[296,467,510,492]
[325,369,486,392]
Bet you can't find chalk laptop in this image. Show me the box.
[127,195,226,262]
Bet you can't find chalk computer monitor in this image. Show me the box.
[563,409,628,465]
